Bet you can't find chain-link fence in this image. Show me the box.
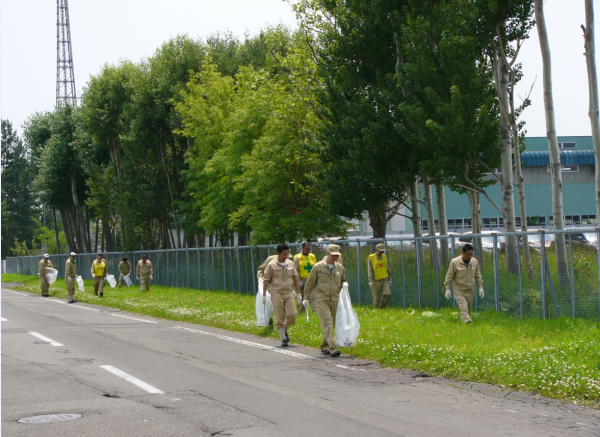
[6,229,600,320]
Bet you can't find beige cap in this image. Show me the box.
[43,253,50,258]
[327,244,342,256]
[375,243,386,252]
[70,252,76,256]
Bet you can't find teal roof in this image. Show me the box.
[524,136,594,152]
[521,150,596,166]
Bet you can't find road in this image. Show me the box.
[1,284,598,437]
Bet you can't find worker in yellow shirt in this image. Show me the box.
[293,241,316,314]
[368,243,393,308]
[90,254,108,297]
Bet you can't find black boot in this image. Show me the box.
[268,318,274,329]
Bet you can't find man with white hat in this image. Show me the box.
[368,243,393,308]
[303,244,348,357]
[38,254,53,297]
[65,252,78,303]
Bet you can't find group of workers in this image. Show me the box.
[38,240,484,352]
[38,253,155,303]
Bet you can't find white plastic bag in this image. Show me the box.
[255,279,274,327]
[123,274,133,287]
[106,274,117,288]
[45,268,58,284]
[335,283,360,348]
[76,275,85,293]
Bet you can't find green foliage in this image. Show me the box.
[35,226,67,255]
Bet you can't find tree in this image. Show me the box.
[1,120,39,258]
[534,0,570,287]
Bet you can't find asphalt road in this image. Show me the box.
[2,285,599,437]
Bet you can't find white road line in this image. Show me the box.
[173,326,320,361]
[46,299,100,312]
[28,331,63,347]
[100,365,164,394]
[1,317,8,321]
[109,313,157,324]
[4,290,28,296]
[46,299,66,304]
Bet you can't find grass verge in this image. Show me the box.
[3,273,598,409]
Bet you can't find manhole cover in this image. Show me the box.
[18,414,82,424]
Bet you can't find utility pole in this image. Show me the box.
[56,0,77,107]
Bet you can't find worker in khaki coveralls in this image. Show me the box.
[368,243,393,308]
[262,243,301,347]
[65,252,78,303]
[136,254,154,292]
[38,254,53,297]
[293,241,316,314]
[91,254,108,297]
[444,243,484,323]
[118,257,133,287]
[257,252,292,329]
[303,244,347,357]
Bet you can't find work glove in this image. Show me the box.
[92,274,95,278]
[298,280,304,288]
[445,289,452,299]
[261,295,267,305]
[479,288,485,299]
[296,294,302,305]
[67,276,72,283]
[150,275,153,281]
[388,279,392,286]
[136,276,140,281]
[368,282,373,287]
[302,300,309,307]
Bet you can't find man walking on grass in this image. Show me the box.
[262,243,301,347]
[303,244,347,358]
[136,254,154,292]
[444,243,484,323]
[293,241,316,314]
[38,254,53,297]
[118,257,133,287]
[91,254,108,297]
[65,252,77,303]
[368,243,392,308]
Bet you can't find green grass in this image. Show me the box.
[3,273,599,409]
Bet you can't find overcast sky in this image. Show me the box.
[0,0,598,140]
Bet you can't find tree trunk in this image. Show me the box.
[535,0,570,287]
[94,219,99,253]
[85,205,91,250]
[209,233,214,248]
[60,210,76,253]
[368,207,387,239]
[493,46,519,274]
[70,174,91,253]
[584,0,600,222]
[410,179,424,264]
[52,209,62,254]
[158,144,182,250]
[421,173,437,266]
[435,184,449,265]
[469,191,484,267]
[195,233,206,248]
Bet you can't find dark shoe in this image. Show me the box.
[321,350,331,355]
[42,294,50,297]
[95,292,98,296]
[330,350,341,358]
[99,293,104,297]
[281,340,289,347]
[268,318,274,329]
[67,300,77,304]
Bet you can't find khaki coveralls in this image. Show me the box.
[444,255,483,323]
[136,260,154,291]
[65,258,77,301]
[38,259,53,296]
[368,254,392,308]
[303,259,346,354]
[91,260,108,296]
[262,259,298,330]
[118,261,133,286]
[293,252,317,313]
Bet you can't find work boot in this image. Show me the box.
[267,318,274,329]
[95,292,98,296]
[99,293,104,297]
[331,350,341,358]
[67,300,77,304]
[321,350,331,355]
[277,328,288,347]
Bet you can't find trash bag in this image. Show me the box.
[45,268,58,284]
[335,283,360,348]
[76,275,85,293]
[255,279,274,327]
[106,274,117,288]
[123,274,133,287]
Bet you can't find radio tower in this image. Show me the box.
[56,0,77,106]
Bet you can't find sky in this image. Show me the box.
[0,0,598,140]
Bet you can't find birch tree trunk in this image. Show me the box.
[469,191,484,267]
[410,179,424,264]
[421,173,437,265]
[435,183,449,265]
[52,209,62,254]
[70,174,91,253]
[535,0,570,287]
[583,0,600,222]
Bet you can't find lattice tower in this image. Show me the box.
[56,0,77,107]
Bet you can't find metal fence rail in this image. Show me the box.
[6,229,600,320]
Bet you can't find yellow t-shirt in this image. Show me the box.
[294,253,317,279]
[92,260,106,277]
[369,253,389,280]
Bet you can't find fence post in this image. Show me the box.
[236,247,242,293]
[251,246,257,295]
[400,240,406,308]
[186,248,190,288]
[569,233,575,319]
[597,229,600,320]
[540,231,547,319]
[415,236,422,309]
[517,236,523,319]
[451,235,456,259]
[493,233,499,312]
[434,237,441,309]
[356,239,362,305]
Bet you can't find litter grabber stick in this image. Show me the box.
[304,302,309,322]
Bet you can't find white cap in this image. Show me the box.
[70,252,76,256]
[43,253,50,258]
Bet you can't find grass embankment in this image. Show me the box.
[3,273,598,409]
